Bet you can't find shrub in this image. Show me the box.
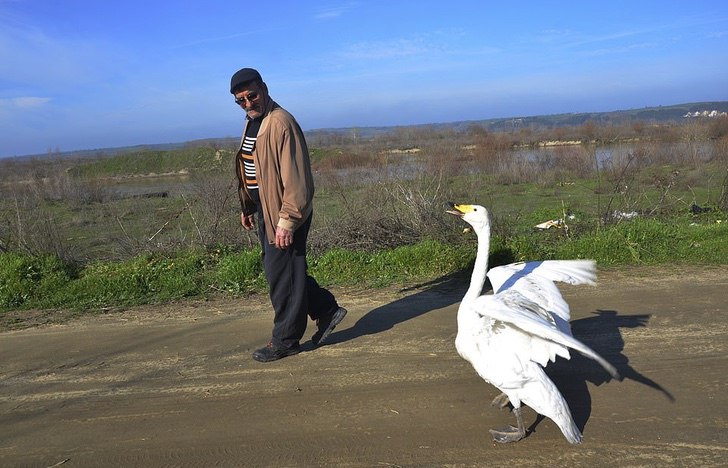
[0,253,73,309]
[213,248,266,294]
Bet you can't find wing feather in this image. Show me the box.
[472,289,620,380]
[487,260,596,326]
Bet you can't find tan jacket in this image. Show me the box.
[235,99,315,243]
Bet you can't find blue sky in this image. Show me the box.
[1,0,727,157]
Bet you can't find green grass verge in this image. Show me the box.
[1,215,725,314]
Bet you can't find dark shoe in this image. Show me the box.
[252,342,300,362]
[312,307,347,346]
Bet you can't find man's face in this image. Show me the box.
[234,82,268,120]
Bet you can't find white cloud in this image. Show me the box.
[0,96,51,109]
[341,37,433,60]
[313,2,360,20]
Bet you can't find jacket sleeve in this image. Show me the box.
[275,117,314,232]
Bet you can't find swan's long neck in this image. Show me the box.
[463,223,490,304]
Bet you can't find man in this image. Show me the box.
[230,67,347,362]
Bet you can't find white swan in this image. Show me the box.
[447,203,620,444]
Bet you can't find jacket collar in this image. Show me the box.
[256,98,279,135]
[239,99,279,149]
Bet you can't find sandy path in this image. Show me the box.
[0,267,726,467]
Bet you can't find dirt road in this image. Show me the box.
[1,266,726,467]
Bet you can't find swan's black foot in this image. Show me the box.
[491,392,510,409]
[489,425,525,443]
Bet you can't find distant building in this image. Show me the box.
[683,110,728,118]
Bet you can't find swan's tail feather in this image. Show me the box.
[521,373,583,444]
[560,419,584,444]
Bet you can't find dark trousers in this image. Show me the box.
[257,211,338,348]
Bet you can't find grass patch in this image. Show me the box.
[68,147,222,178]
[1,217,725,317]
[0,253,75,310]
[310,239,473,288]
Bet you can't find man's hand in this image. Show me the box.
[275,226,294,249]
[241,213,255,230]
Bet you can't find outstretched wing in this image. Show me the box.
[472,289,620,379]
[487,260,596,326]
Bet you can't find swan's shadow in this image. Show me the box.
[322,265,675,441]
[531,309,675,437]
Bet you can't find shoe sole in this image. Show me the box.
[315,307,347,346]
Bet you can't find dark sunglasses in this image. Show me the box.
[235,91,260,105]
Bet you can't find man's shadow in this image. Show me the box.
[323,247,511,345]
[535,309,676,436]
[323,269,470,346]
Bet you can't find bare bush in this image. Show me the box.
[599,150,639,222]
[579,120,597,141]
[188,172,255,248]
[552,145,594,178]
[3,191,81,263]
[630,141,661,168]
[494,158,544,186]
[422,143,467,180]
[18,170,108,205]
[312,149,381,173]
[311,165,462,253]
[708,116,728,140]
[719,168,728,211]
[714,135,728,166]
[467,126,514,174]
